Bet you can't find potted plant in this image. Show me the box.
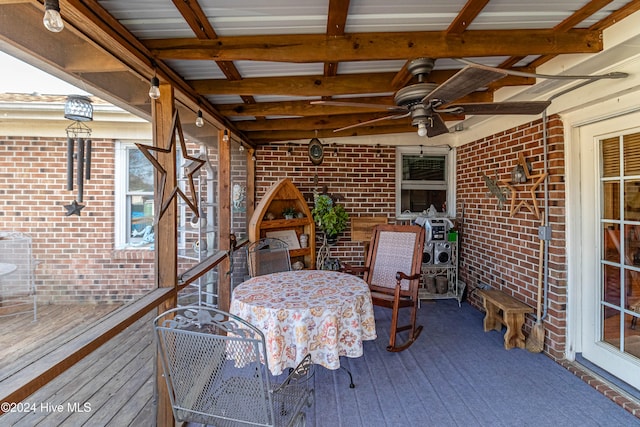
[312,194,349,244]
[282,206,297,219]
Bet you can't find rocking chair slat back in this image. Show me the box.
[363,224,425,352]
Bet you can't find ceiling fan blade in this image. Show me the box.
[422,64,508,106]
[334,111,411,132]
[311,100,406,112]
[445,101,551,115]
[427,114,449,138]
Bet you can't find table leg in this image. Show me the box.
[341,366,355,388]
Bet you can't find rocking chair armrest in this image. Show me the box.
[340,262,369,275]
[395,271,421,283]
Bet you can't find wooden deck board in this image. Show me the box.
[0,322,145,426]
[0,306,155,427]
[0,304,121,382]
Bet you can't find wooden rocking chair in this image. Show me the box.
[342,224,425,352]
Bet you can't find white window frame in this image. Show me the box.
[114,140,154,249]
[395,145,456,220]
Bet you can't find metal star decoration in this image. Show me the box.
[64,200,85,216]
[135,110,205,222]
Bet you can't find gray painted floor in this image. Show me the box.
[306,299,640,427]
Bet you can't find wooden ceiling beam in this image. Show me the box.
[554,0,613,32]
[589,0,640,31]
[234,111,465,132]
[499,1,614,77]
[324,0,350,80]
[236,113,395,132]
[146,29,602,62]
[191,71,531,97]
[170,0,257,106]
[63,50,128,73]
[447,0,490,35]
[217,92,493,117]
[247,123,435,143]
[192,72,398,97]
[218,97,393,117]
[171,0,216,39]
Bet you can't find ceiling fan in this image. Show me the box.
[311,58,551,137]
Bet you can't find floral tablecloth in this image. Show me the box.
[230,270,377,375]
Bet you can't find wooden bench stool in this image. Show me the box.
[477,289,533,350]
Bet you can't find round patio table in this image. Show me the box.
[230,269,377,375]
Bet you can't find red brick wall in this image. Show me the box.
[456,116,567,359]
[0,136,155,305]
[254,117,567,358]
[254,144,397,266]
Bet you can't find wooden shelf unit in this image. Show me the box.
[249,178,316,269]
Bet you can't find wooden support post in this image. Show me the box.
[218,128,232,312]
[153,83,178,427]
[246,148,256,228]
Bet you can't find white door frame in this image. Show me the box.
[571,110,640,390]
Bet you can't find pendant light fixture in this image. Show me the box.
[195,110,204,127]
[222,129,229,142]
[43,0,64,33]
[148,76,160,100]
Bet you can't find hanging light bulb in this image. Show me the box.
[43,0,64,33]
[223,129,230,142]
[417,122,428,137]
[239,144,245,152]
[148,76,160,100]
[195,110,204,127]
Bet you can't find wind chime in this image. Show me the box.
[63,95,93,216]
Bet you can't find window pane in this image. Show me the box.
[128,148,153,192]
[129,195,154,246]
[625,179,640,221]
[602,136,619,178]
[624,224,640,266]
[126,146,154,247]
[623,132,640,176]
[402,155,445,181]
[603,263,621,309]
[400,189,447,213]
[603,223,621,262]
[602,181,620,220]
